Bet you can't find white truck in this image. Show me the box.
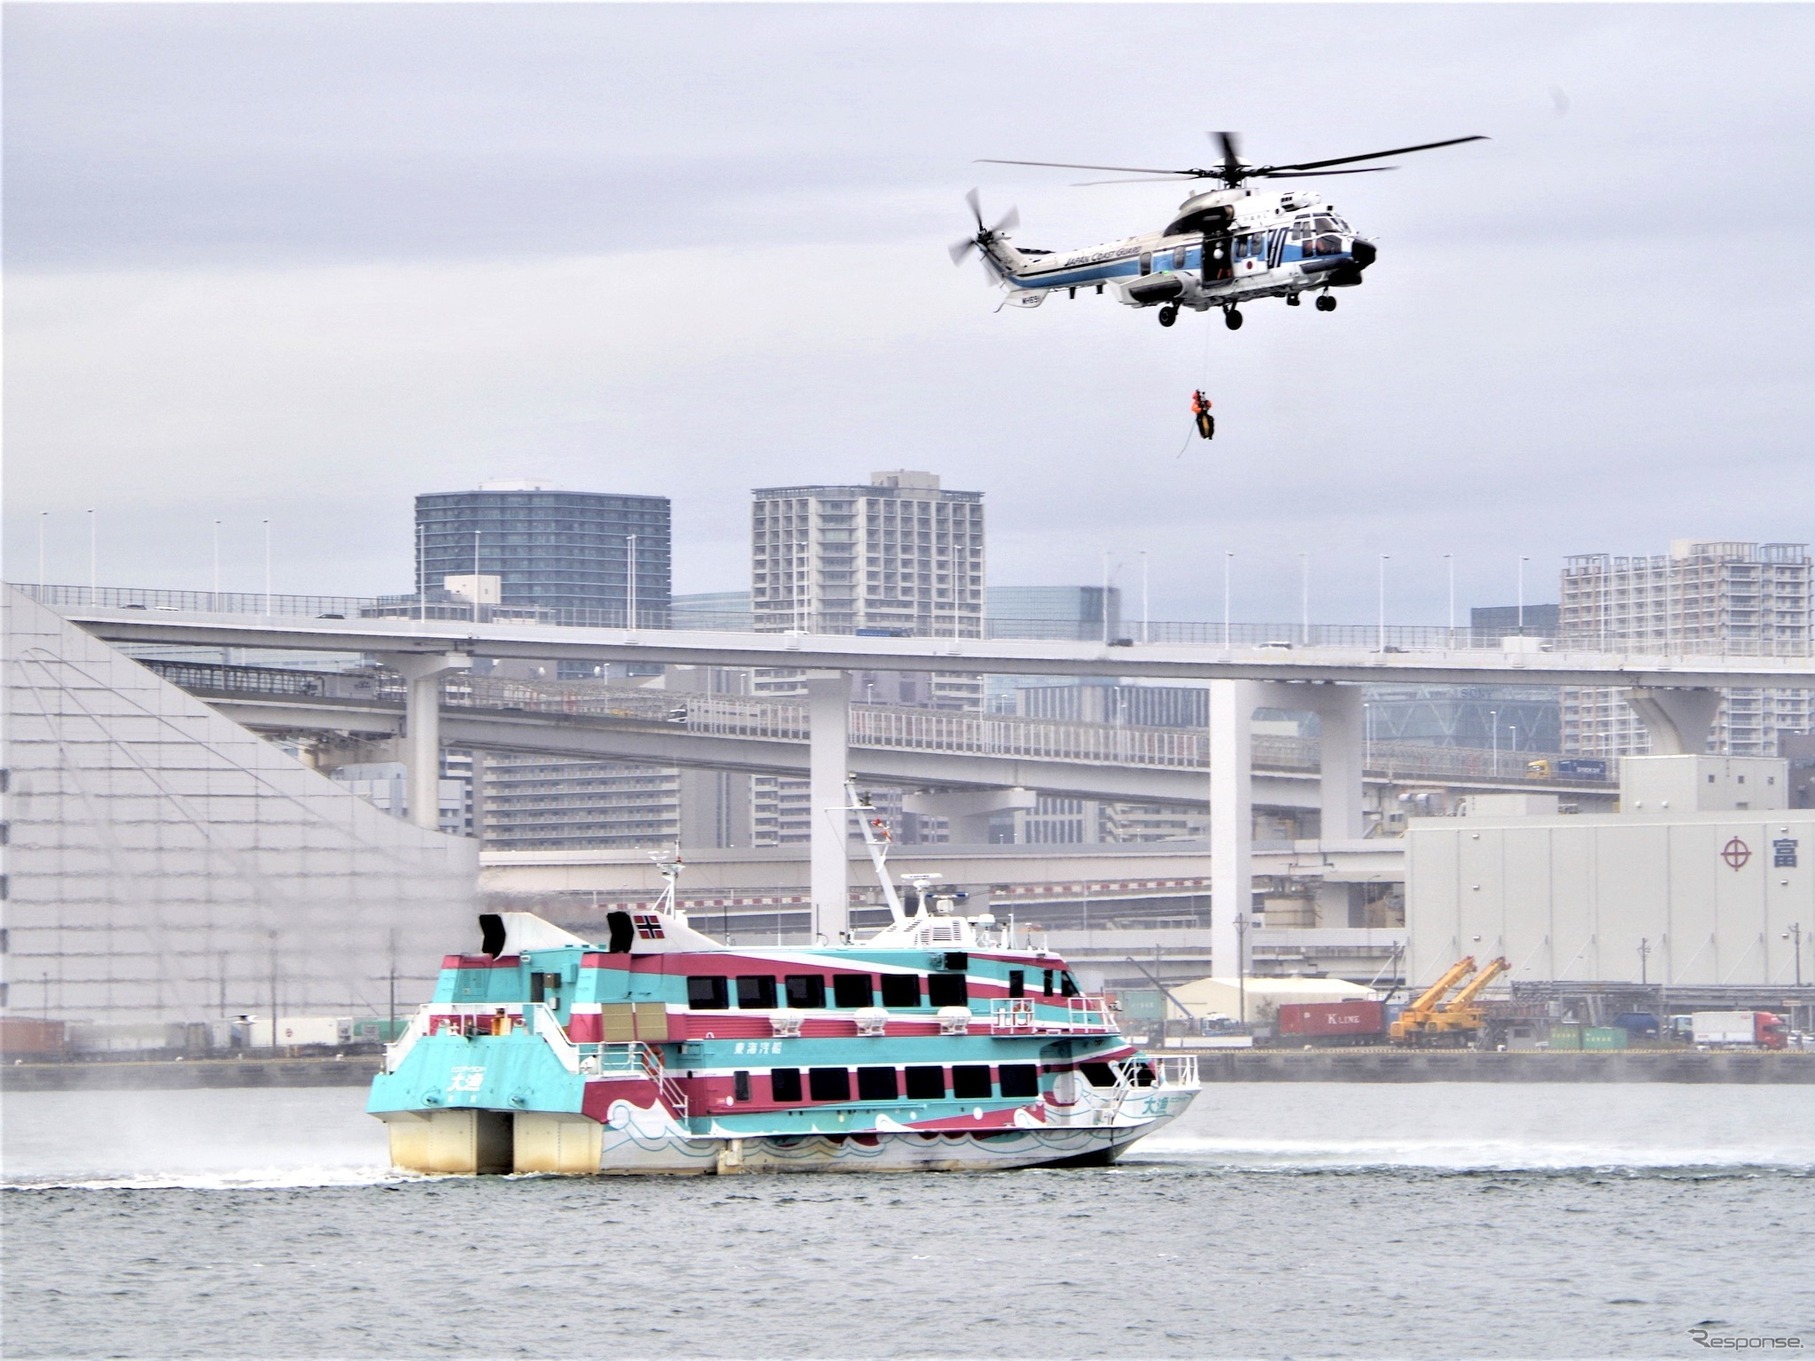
[1687,1010,1787,1050]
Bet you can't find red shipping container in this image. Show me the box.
[0,1017,69,1057]
[1276,1000,1385,1038]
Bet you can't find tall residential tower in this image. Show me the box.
[1560,540,1812,756]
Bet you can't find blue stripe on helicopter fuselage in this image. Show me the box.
[1006,246,1200,293]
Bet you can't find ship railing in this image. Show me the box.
[989,996,1119,1034]
[573,1039,690,1121]
[991,999,1036,1033]
[1066,996,1116,1031]
[1149,1054,1200,1089]
[382,1005,437,1073]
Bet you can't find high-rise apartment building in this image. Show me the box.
[1559,540,1812,756]
[751,470,984,641]
[415,481,671,624]
[747,471,985,845]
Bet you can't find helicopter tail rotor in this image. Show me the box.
[949,189,1020,267]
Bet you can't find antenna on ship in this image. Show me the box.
[650,843,685,922]
[847,781,909,926]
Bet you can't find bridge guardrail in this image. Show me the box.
[140,659,1606,786]
[23,582,1812,658]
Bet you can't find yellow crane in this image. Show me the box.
[1389,956,1511,1046]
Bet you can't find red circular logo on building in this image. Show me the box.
[1721,837,1752,871]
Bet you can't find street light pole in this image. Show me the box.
[1518,555,1529,634]
[1444,553,1455,646]
[628,533,639,631]
[1377,554,1389,652]
[1300,552,1310,646]
[1140,549,1149,644]
[1638,936,1650,985]
[1222,551,1233,648]
[1101,551,1111,645]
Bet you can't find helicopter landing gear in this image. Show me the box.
[1315,293,1337,312]
[1286,294,1301,307]
[1223,307,1244,331]
[1158,305,1178,328]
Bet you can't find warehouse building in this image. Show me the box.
[1406,754,1812,988]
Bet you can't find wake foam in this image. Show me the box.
[1131,1133,1815,1173]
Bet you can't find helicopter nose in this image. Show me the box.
[1350,238,1378,268]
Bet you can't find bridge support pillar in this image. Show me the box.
[1624,687,1721,755]
[804,670,850,941]
[902,787,1038,844]
[381,652,472,832]
[1264,682,1364,841]
[1209,679,1260,980]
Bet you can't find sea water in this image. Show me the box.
[4,1083,1812,1359]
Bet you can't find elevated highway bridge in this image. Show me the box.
[24,583,1811,982]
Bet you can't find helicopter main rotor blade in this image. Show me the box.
[1259,135,1487,174]
[1215,130,1242,183]
[1072,175,1202,186]
[1255,167,1397,179]
[978,157,1202,177]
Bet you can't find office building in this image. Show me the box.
[415,481,671,625]
[1470,603,1560,639]
[671,591,754,631]
[987,586,1122,641]
[1559,541,1812,755]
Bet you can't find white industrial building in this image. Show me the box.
[1,588,478,1028]
[1406,754,1812,988]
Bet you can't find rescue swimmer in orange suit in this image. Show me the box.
[1191,390,1215,441]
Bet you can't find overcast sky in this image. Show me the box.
[5,3,1812,626]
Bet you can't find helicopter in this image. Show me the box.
[951,131,1486,328]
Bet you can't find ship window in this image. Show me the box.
[951,1065,993,1100]
[1042,969,1054,997]
[880,974,921,1008]
[1060,972,1081,998]
[770,1068,802,1102]
[856,1067,898,1101]
[687,976,730,1010]
[1008,970,1025,999]
[736,975,778,1009]
[832,973,874,1008]
[733,1070,752,1102]
[998,1064,1040,1098]
[1079,1062,1117,1088]
[927,973,969,1007]
[808,1067,851,1102]
[785,975,827,1009]
[904,1066,945,1099]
